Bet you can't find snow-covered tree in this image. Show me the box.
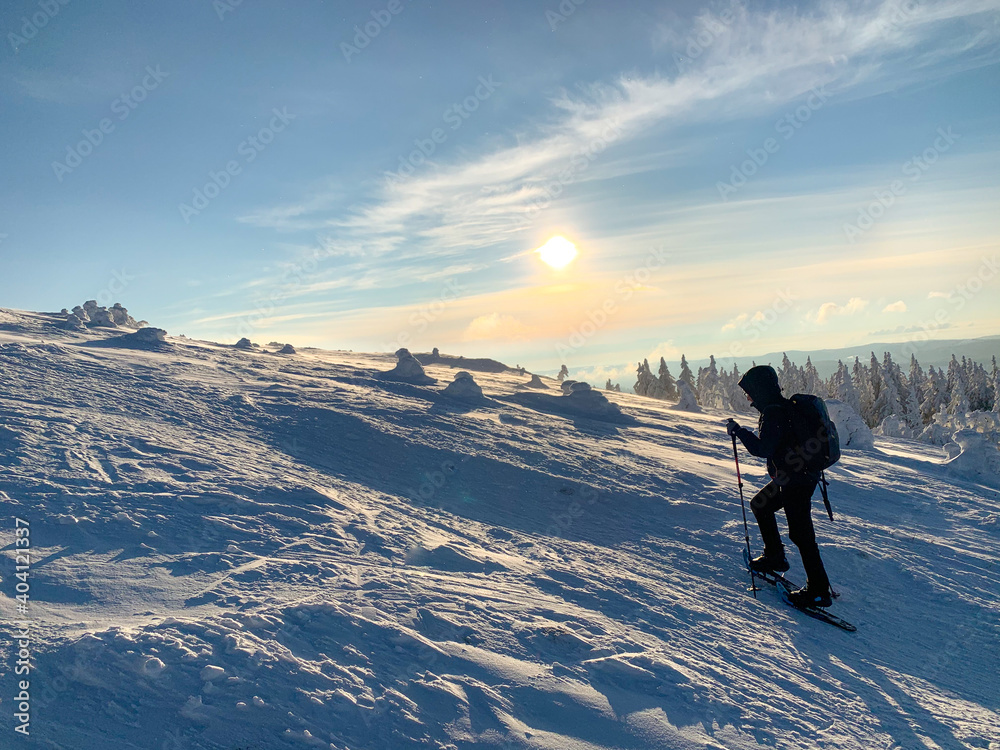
[854,354,881,427]
[658,357,677,400]
[728,363,753,413]
[872,356,902,425]
[949,373,970,416]
[881,352,920,428]
[634,359,665,399]
[557,364,569,382]
[920,366,948,423]
[779,353,802,394]
[803,356,823,396]
[966,361,992,412]
[908,354,925,396]
[699,355,723,409]
[678,355,695,391]
[831,360,863,416]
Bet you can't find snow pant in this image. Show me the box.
[751,479,830,592]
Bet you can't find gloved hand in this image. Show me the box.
[726,419,741,437]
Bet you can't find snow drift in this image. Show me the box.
[0,308,997,750]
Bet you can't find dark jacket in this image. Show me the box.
[736,366,814,486]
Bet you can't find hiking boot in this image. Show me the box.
[787,585,832,609]
[749,552,790,574]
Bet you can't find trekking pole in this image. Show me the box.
[731,432,757,599]
[819,469,839,599]
[819,470,835,522]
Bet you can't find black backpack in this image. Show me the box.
[787,394,841,472]
[786,393,841,520]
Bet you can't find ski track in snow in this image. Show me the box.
[0,309,998,750]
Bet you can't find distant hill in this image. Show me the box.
[692,335,1000,379]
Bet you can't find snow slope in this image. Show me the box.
[0,309,998,750]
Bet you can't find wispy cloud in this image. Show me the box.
[462,313,531,342]
[721,312,749,332]
[882,300,908,312]
[242,0,1000,261]
[813,297,870,324]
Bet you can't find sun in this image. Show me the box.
[536,236,578,269]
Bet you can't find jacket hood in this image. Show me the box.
[738,365,783,409]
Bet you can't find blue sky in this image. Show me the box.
[2,0,999,382]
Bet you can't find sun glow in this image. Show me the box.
[536,236,578,269]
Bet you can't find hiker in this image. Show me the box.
[726,364,833,608]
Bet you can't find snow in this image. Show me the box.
[378,347,437,385]
[442,371,485,401]
[672,380,701,412]
[942,430,1000,488]
[825,399,875,450]
[0,307,998,750]
[523,373,548,389]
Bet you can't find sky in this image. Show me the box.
[1,0,999,384]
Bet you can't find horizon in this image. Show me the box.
[3,0,1000,382]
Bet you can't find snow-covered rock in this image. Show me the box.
[874,415,914,439]
[63,313,87,331]
[378,348,436,385]
[109,302,140,327]
[103,327,170,351]
[918,421,954,446]
[235,337,257,350]
[671,380,701,412]
[942,429,1000,487]
[524,373,547,389]
[88,307,118,328]
[135,327,167,343]
[443,371,484,400]
[918,410,1000,448]
[563,381,630,421]
[68,300,143,329]
[278,344,296,355]
[826,398,875,450]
